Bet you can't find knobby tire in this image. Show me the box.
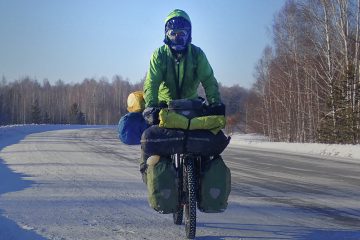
[185,158,196,239]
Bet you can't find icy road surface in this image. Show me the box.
[0,127,360,239]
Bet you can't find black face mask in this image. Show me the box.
[164,17,191,51]
[166,29,190,51]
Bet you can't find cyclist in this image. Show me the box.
[140,9,223,182]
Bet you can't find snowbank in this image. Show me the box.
[229,133,360,160]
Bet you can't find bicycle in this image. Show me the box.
[172,152,203,239]
[142,98,230,239]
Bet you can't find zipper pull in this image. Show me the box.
[175,53,182,64]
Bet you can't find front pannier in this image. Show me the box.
[198,155,231,213]
[147,156,178,214]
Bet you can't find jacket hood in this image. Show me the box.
[165,9,191,25]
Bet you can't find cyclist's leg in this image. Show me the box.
[140,149,150,184]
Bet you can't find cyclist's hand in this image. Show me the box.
[207,102,226,116]
[143,107,160,125]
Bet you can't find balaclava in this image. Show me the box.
[164,9,192,52]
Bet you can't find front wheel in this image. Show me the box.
[185,158,196,239]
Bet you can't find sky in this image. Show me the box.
[0,0,286,89]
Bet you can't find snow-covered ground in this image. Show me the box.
[0,125,359,240]
[229,133,360,161]
[0,124,108,145]
[1,125,359,161]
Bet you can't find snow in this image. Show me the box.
[0,125,359,239]
[0,124,107,142]
[1,125,359,161]
[229,133,360,161]
[0,125,114,240]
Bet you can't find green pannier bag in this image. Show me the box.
[198,155,231,213]
[147,156,178,214]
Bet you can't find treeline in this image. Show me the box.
[0,76,247,127]
[0,76,143,125]
[246,0,360,144]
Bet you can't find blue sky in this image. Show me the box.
[0,0,285,89]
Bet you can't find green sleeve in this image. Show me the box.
[196,49,221,104]
[144,49,163,107]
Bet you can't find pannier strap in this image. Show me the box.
[141,137,185,143]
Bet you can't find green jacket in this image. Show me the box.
[144,44,221,107]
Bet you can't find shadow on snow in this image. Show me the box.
[196,222,360,240]
[0,125,107,240]
[0,159,47,239]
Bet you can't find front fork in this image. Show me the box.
[173,154,204,206]
[173,154,185,205]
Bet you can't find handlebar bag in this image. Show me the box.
[168,98,205,119]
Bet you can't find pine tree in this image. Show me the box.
[31,99,41,124]
[69,103,80,124]
[317,72,357,144]
[69,103,86,124]
[43,111,51,124]
[77,111,86,125]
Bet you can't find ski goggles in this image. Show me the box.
[166,29,189,40]
[165,17,191,32]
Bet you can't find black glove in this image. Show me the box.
[142,107,160,125]
[206,102,226,116]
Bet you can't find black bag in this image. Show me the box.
[168,98,205,119]
[187,130,230,156]
[141,126,185,156]
[141,126,230,156]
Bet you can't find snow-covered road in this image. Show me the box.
[0,127,360,239]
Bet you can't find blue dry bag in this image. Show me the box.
[118,112,149,145]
